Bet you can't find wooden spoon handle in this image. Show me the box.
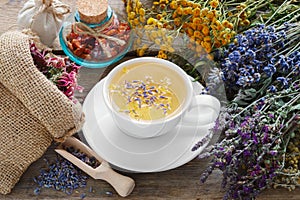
[101,162,135,197]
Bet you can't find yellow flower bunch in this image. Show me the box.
[126,0,178,58]
[125,0,259,58]
[162,0,236,54]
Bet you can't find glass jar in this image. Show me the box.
[59,6,132,68]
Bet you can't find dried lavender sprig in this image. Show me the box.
[191,131,212,151]
[192,106,231,152]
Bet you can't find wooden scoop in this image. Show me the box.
[55,136,135,197]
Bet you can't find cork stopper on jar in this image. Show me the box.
[77,0,108,24]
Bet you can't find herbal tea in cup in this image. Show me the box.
[102,57,220,138]
[109,62,185,121]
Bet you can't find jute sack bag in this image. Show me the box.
[0,31,85,194]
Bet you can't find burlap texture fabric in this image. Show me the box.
[0,31,85,194]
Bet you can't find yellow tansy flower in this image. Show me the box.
[153,1,160,5]
[243,19,251,26]
[141,44,149,50]
[139,16,146,23]
[189,36,196,43]
[158,50,164,56]
[172,11,177,19]
[139,8,145,16]
[137,48,145,56]
[144,25,154,30]
[222,20,230,27]
[209,0,219,9]
[162,53,168,59]
[224,33,232,40]
[193,7,201,17]
[136,37,141,45]
[206,11,215,20]
[157,14,163,20]
[174,18,181,26]
[193,3,201,8]
[202,25,210,36]
[126,5,132,13]
[200,8,209,17]
[180,0,187,7]
[221,38,229,45]
[183,7,193,15]
[194,30,201,38]
[133,18,139,25]
[190,22,197,30]
[176,6,183,15]
[206,54,214,60]
[160,44,168,51]
[128,11,135,20]
[170,1,178,9]
[187,28,194,37]
[204,36,211,42]
[147,17,156,25]
[193,17,201,24]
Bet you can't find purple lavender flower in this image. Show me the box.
[218,24,298,98]
[276,77,290,88]
[263,64,276,77]
[268,85,277,92]
[228,51,241,63]
[245,49,256,59]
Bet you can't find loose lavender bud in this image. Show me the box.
[33,156,88,195]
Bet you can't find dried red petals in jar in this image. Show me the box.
[65,15,131,62]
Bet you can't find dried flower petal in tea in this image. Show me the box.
[110,76,180,121]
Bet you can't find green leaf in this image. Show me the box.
[233,99,250,106]
[194,61,207,68]
[275,99,285,108]
[290,104,300,111]
[244,88,257,98]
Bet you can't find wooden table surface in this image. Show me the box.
[1,0,299,199]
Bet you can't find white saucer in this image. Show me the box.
[82,78,217,172]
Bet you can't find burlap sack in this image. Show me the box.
[0,31,85,194]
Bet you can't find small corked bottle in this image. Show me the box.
[59,0,132,68]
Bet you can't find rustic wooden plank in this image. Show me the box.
[1,0,300,199]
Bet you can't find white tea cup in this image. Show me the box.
[102,57,220,138]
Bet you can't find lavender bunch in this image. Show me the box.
[200,81,300,199]
[198,22,300,198]
[208,23,300,101]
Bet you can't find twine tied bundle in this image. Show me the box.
[17,0,71,46]
[0,31,84,194]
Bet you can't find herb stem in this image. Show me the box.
[265,0,290,24]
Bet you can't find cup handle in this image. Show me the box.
[182,95,221,125]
